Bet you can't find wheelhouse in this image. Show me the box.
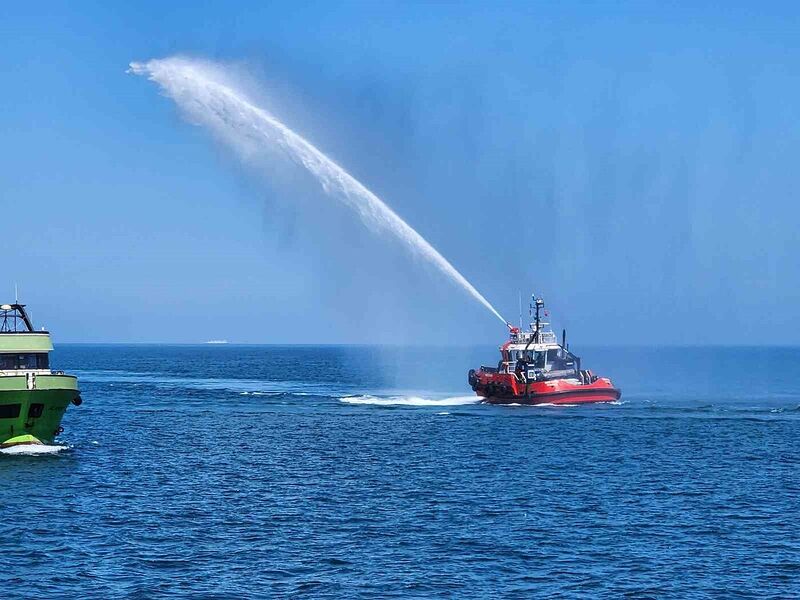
[0,304,54,374]
[503,346,579,373]
[494,296,581,381]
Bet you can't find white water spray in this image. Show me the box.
[129,57,507,325]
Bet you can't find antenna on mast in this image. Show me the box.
[518,291,523,330]
[14,283,18,304]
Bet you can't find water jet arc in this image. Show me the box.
[130,57,507,325]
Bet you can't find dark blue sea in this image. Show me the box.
[2,345,799,598]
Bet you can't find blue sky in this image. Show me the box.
[1,2,798,344]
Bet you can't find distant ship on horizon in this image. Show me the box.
[205,339,229,345]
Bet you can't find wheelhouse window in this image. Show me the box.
[0,353,49,370]
[545,348,578,371]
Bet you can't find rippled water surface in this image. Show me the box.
[2,345,799,598]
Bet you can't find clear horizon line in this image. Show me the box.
[51,341,800,348]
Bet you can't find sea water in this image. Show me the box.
[1,345,799,597]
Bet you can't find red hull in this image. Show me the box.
[482,387,621,405]
[471,372,621,406]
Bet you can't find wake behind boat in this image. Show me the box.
[468,295,620,405]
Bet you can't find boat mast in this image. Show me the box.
[532,295,544,343]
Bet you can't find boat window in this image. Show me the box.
[28,403,44,419]
[514,351,535,363]
[16,354,36,369]
[0,404,21,419]
[546,348,571,371]
[0,353,49,370]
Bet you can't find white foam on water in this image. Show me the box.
[340,395,480,407]
[77,370,352,397]
[129,57,507,326]
[0,444,69,456]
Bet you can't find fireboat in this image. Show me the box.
[468,295,620,405]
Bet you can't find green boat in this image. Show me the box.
[0,303,81,449]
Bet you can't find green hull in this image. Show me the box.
[0,375,80,447]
